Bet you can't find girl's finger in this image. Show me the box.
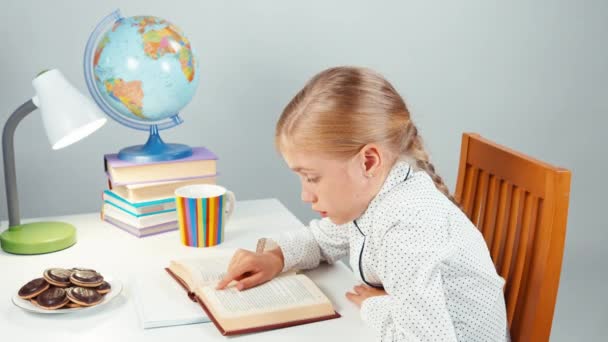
[236,272,265,291]
[216,260,254,289]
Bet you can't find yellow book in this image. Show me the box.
[104,147,217,185]
[109,176,217,203]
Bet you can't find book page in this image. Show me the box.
[177,255,231,286]
[198,274,331,318]
[170,249,298,290]
[168,249,236,290]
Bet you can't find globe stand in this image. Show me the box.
[118,125,192,163]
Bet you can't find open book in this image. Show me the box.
[166,251,340,336]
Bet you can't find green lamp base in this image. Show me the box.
[0,222,76,255]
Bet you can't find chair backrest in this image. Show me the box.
[454,133,571,342]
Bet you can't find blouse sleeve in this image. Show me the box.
[271,218,350,272]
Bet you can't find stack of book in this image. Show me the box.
[100,147,218,237]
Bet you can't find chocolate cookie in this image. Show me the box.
[70,267,96,273]
[66,287,103,306]
[18,278,50,299]
[32,287,69,310]
[70,270,104,287]
[43,268,72,287]
[95,281,111,295]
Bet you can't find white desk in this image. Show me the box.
[0,198,374,341]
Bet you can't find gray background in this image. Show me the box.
[0,1,606,340]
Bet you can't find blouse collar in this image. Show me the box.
[353,160,413,235]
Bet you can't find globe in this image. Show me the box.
[84,9,200,162]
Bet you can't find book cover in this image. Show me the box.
[107,173,218,187]
[104,146,218,168]
[103,199,176,217]
[133,270,211,329]
[104,147,218,185]
[103,216,178,238]
[102,203,177,228]
[108,175,217,203]
[103,190,175,215]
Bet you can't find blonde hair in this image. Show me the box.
[275,66,458,206]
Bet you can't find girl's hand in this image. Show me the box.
[345,285,387,308]
[216,248,284,291]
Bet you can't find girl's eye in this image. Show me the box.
[306,177,320,183]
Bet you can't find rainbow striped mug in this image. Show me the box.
[174,184,236,247]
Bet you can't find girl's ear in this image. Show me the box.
[360,144,383,178]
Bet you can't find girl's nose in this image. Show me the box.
[301,190,316,203]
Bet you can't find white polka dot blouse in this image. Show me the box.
[272,161,509,341]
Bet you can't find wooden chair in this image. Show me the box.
[454,133,571,342]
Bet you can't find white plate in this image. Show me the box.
[12,278,123,314]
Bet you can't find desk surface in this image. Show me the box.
[0,198,374,341]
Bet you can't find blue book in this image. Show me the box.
[103,190,176,216]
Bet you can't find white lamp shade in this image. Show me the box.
[32,69,107,150]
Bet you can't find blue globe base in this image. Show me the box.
[118,125,193,163]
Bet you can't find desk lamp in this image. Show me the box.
[1,69,107,254]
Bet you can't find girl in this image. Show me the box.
[216,66,508,341]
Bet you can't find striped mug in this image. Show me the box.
[174,184,236,247]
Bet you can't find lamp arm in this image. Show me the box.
[2,99,37,227]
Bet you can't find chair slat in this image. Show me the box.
[472,170,490,229]
[511,196,540,334]
[491,180,511,270]
[481,175,500,248]
[463,165,479,217]
[506,192,535,321]
[501,186,523,289]
[502,186,523,326]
